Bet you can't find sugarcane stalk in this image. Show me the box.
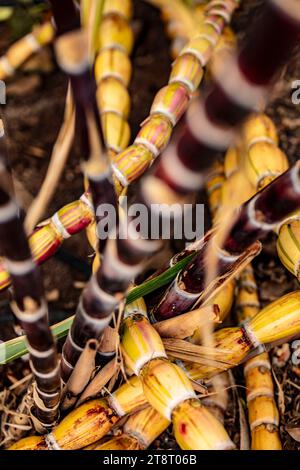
[112,0,240,190]
[0,167,61,429]
[87,0,134,257]
[182,290,300,380]
[0,193,94,292]
[120,298,235,450]
[236,265,282,450]
[0,0,237,283]
[61,339,99,411]
[91,405,170,450]
[9,375,147,450]
[138,1,300,322]
[152,162,300,320]
[0,22,55,81]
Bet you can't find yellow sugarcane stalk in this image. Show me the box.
[91,406,170,450]
[184,290,300,380]
[85,0,134,254]
[0,22,54,81]
[112,0,240,191]
[236,266,282,450]
[120,298,235,450]
[9,375,147,450]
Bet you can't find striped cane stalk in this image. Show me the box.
[151,162,300,321]
[182,290,300,381]
[111,0,240,190]
[236,265,282,450]
[91,406,170,450]
[0,193,94,292]
[0,22,55,81]
[120,298,235,450]
[0,172,61,429]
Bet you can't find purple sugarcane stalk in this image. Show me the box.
[145,0,300,197]
[152,163,300,320]
[48,0,80,36]
[0,165,61,428]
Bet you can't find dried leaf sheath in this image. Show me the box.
[0,181,60,428]
[50,5,124,380]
